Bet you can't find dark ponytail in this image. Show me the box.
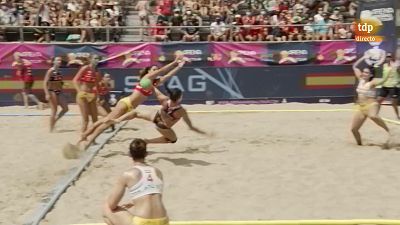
[139,66,152,79]
[165,84,182,102]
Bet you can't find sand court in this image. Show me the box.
[2,104,400,225]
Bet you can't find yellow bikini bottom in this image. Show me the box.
[118,96,134,112]
[77,91,96,103]
[356,101,378,115]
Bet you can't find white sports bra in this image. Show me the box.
[356,79,376,98]
[128,165,163,200]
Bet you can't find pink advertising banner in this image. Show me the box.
[102,43,155,68]
[315,41,357,65]
[0,44,53,69]
[0,41,357,69]
[210,43,267,67]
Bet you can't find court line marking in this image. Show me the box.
[23,121,128,225]
[18,109,400,224]
[69,219,400,225]
[0,109,354,117]
[383,118,400,125]
[188,109,354,113]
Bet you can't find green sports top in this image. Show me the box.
[382,63,400,88]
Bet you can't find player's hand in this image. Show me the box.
[177,60,186,68]
[45,94,50,101]
[174,53,184,62]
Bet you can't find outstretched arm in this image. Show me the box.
[352,56,365,79]
[158,60,186,85]
[143,54,183,80]
[154,88,169,104]
[182,109,207,135]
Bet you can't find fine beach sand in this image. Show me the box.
[2,103,400,225]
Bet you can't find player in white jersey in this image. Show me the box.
[103,139,168,225]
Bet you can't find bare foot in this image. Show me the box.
[382,133,393,150]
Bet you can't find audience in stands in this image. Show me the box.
[0,0,124,42]
[0,0,358,42]
[154,0,358,42]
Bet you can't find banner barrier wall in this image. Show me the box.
[0,65,355,106]
[0,42,358,69]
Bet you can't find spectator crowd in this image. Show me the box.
[153,0,358,42]
[0,0,359,42]
[0,0,125,42]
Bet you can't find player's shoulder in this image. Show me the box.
[124,168,141,178]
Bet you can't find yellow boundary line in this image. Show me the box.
[187,109,400,127]
[0,109,355,117]
[188,109,354,113]
[70,219,400,225]
[383,118,400,125]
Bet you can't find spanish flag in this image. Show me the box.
[305,72,355,89]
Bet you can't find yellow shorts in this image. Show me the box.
[357,102,378,115]
[77,91,96,103]
[119,96,134,112]
[132,216,169,225]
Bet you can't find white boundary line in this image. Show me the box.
[23,121,128,225]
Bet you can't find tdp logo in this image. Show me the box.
[357,23,374,33]
[355,19,383,42]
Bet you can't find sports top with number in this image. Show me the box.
[128,165,163,200]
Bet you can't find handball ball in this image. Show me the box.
[140,78,152,89]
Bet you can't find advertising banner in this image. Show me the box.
[157,43,211,67]
[316,41,357,65]
[263,42,313,65]
[102,43,155,68]
[0,44,53,69]
[0,42,362,70]
[54,45,107,67]
[209,43,267,67]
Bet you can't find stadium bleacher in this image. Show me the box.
[0,0,125,42]
[0,0,358,42]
